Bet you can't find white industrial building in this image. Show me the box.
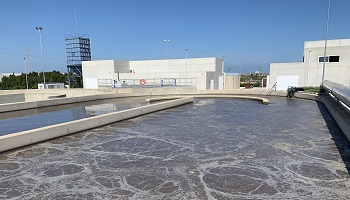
[38,82,65,89]
[82,57,226,90]
[268,39,350,91]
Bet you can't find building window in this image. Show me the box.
[318,56,340,63]
[329,56,340,62]
[319,56,328,62]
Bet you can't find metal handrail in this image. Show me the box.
[322,80,350,109]
[115,78,197,88]
[267,82,277,96]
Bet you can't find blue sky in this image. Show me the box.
[0,0,349,74]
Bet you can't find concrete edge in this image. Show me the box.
[146,95,268,104]
[0,92,270,113]
[0,93,25,104]
[0,87,287,113]
[0,93,125,113]
[48,94,67,99]
[191,95,269,105]
[294,92,350,143]
[0,97,194,153]
[146,96,185,102]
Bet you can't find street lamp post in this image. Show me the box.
[163,39,170,59]
[222,56,225,74]
[322,0,331,82]
[36,26,46,89]
[185,48,189,85]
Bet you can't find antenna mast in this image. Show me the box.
[74,6,78,32]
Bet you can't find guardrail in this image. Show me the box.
[321,80,350,111]
[109,78,197,88]
[98,79,113,87]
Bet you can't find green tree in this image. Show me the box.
[0,70,68,90]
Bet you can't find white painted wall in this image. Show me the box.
[218,76,224,90]
[85,78,98,89]
[303,39,350,87]
[224,75,240,90]
[129,57,219,74]
[269,62,304,91]
[114,60,130,73]
[276,75,299,90]
[269,39,350,90]
[83,57,223,90]
[83,60,116,88]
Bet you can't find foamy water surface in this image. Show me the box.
[0,97,349,199]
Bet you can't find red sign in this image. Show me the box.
[140,79,146,85]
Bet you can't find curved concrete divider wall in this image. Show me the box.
[0,97,194,153]
[0,92,269,113]
[146,96,188,103]
[191,95,269,105]
[193,95,269,105]
[146,95,269,105]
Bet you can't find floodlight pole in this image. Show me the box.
[185,48,189,85]
[36,26,46,89]
[164,39,170,59]
[322,0,331,82]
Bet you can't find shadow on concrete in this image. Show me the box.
[317,101,350,174]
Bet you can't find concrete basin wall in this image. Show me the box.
[146,95,269,105]
[0,93,140,113]
[0,87,285,101]
[0,93,25,104]
[0,97,194,153]
[191,95,268,105]
[294,92,350,143]
[0,88,116,101]
[319,95,350,143]
[0,88,279,113]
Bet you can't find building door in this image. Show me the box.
[218,76,224,90]
[210,79,215,90]
[276,75,299,91]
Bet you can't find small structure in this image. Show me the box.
[224,73,240,90]
[38,82,65,89]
